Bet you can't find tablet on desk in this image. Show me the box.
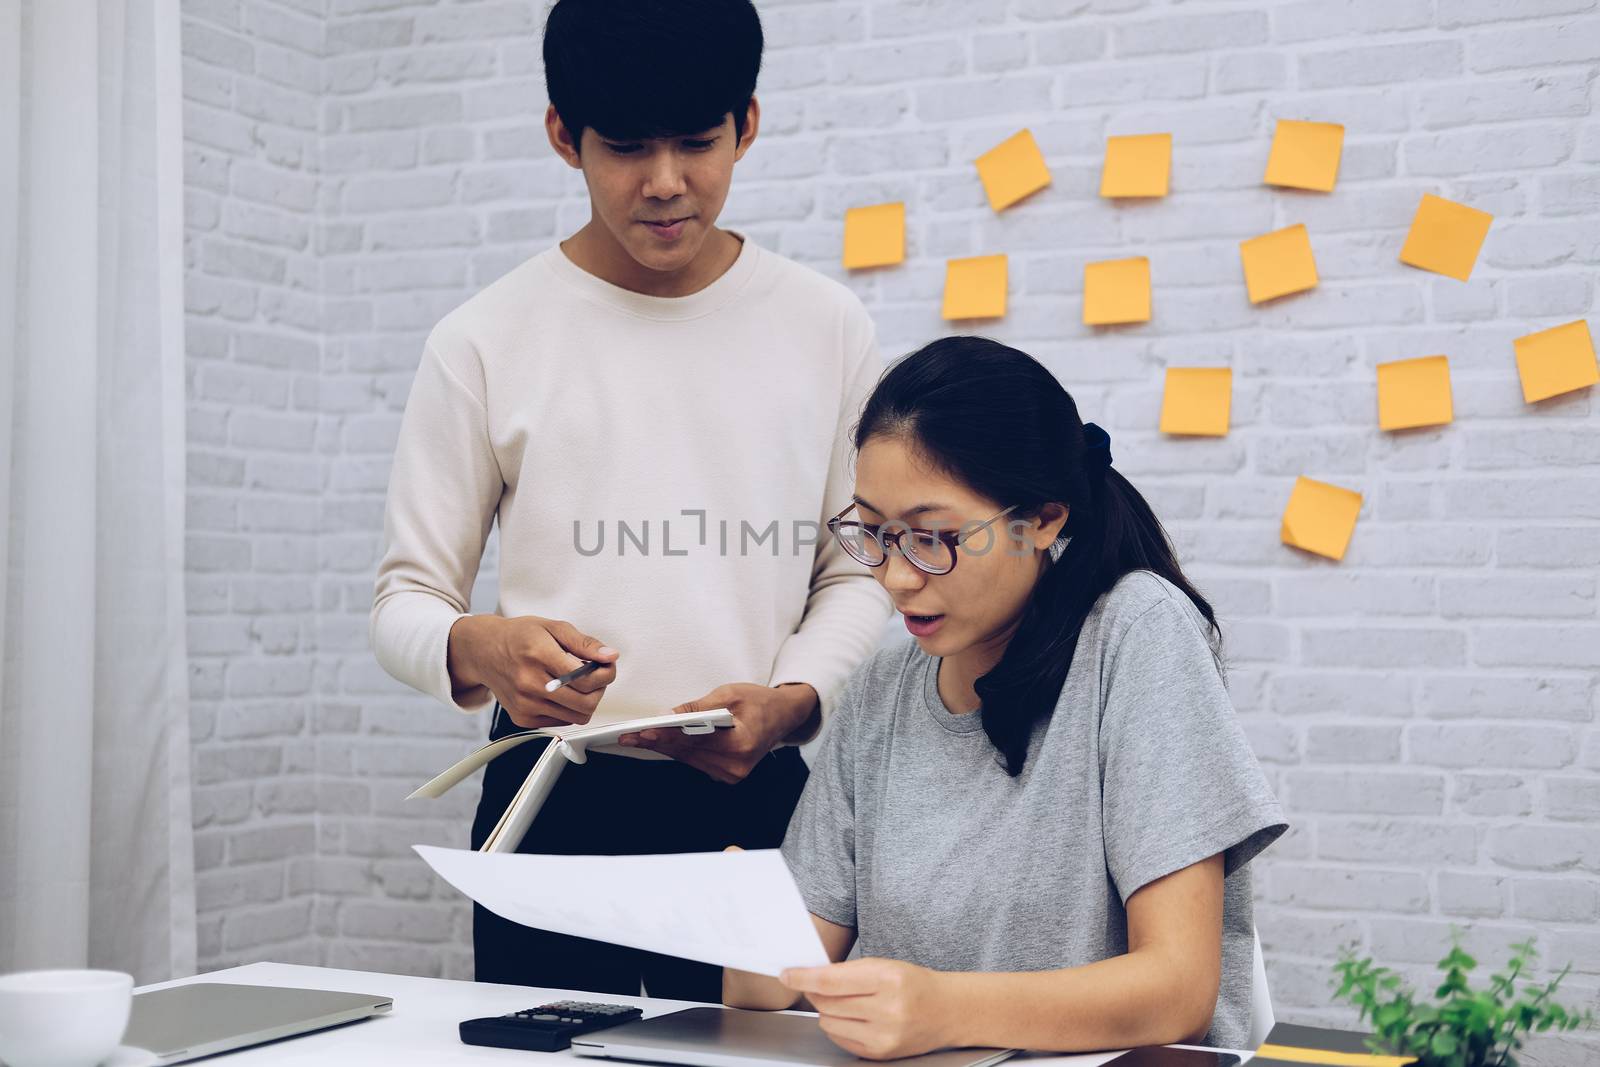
[571,1006,1015,1067]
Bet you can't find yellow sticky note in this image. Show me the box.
[975,129,1052,212]
[1100,133,1172,198]
[1377,355,1454,431]
[842,202,905,270]
[1083,257,1151,326]
[1514,319,1599,403]
[1281,476,1362,562]
[1160,368,1232,436]
[1399,194,1493,282]
[1240,224,1319,304]
[1264,120,1344,192]
[942,254,1008,320]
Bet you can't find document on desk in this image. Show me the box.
[414,845,829,977]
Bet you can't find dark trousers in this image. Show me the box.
[470,704,810,1002]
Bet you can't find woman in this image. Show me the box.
[723,337,1286,1058]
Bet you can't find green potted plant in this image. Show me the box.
[1332,937,1593,1067]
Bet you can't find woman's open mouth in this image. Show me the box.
[904,614,945,637]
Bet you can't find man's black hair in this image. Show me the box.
[543,0,763,147]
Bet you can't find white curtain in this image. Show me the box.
[0,0,195,982]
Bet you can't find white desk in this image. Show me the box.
[139,963,1247,1066]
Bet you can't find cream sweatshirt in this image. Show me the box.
[371,234,893,727]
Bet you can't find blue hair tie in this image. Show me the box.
[1082,422,1113,471]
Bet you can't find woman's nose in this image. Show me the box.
[879,548,926,593]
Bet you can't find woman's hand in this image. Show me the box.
[780,959,956,1061]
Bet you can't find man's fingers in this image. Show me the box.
[620,720,752,784]
[625,722,736,751]
[530,627,617,704]
[538,678,606,719]
[502,702,587,729]
[502,687,601,728]
[671,684,736,715]
[545,619,619,665]
[510,660,609,710]
[562,661,617,695]
[620,727,682,751]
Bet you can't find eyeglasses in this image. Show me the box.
[826,502,1019,576]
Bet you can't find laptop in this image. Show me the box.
[572,1006,1016,1067]
[122,982,392,1064]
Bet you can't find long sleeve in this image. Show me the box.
[370,239,892,728]
[767,317,894,725]
[370,333,503,713]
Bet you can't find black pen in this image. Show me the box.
[545,660,603,693]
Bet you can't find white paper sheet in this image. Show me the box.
[414,845,830,978]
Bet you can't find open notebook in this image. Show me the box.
[409,709,735,853]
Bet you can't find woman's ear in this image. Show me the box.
[1034,503,1069,550]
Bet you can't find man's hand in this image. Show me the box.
[779,959,955,1061]
[617,682,818,784]
[447,614,619,728]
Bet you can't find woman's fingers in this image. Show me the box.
[782,961,878,997]
[805,992,875,1022]
[816,1015,879,1058]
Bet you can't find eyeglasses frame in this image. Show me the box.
[825,502,1021,576]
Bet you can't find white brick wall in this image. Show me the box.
[183,1,1600,1058]
[183,0,327,973]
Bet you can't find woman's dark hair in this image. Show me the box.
[854,336,1220,777]
[543,0,763,146]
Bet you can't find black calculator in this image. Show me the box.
[459,999,645,1052]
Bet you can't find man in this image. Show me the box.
[371,0,891,1001]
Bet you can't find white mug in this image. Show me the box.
[0,969,133,1067]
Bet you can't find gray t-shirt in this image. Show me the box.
[781,570,1287,1050]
